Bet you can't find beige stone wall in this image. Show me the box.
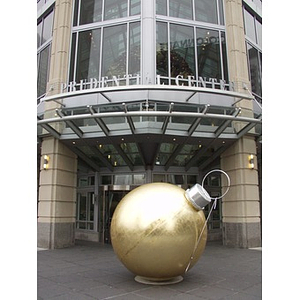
[38,0,77,249]
[221,0,261,247]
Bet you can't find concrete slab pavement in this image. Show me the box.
[37,241,261,300]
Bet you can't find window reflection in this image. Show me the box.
[37,45,51,97]
[129,22,141,76]
[170,24,195,78]
[76,29,101,82]
[197,28,222,80]
[244,8,256,42]
[156,22,169,80]
[102,24,127,78]
[41,11,54,44]
[130,0,141,16]
[247,44,262,97]
[79,0,102,25]
[156,0,167,16]
[195,0,218,24]
[169,0,193,20]
[104,0,127,20]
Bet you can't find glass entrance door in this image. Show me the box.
[101,186,131,243]
[76,191,95,230]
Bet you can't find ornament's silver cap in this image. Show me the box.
[185,184,211,210]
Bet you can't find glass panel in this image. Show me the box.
[79,222,87,229]
[111,154,127,167]
[133,174,146,185]
[79,194,87,220]
[37,21,42,48]
[88,192,94,222]
[195,0,218,24]
[37,45,50,97]
[76,29,101,82]
[169,0,193,20]
[256,19,262,48]
[247,44,262,96]
[101,175,112,185]
[114,175,133,185]
[128,22,141,76]
[79,177,88,187]
[156,22,169,79]
[69,33,77,82]
[170,24,195,78]
[244,9,256,42]
[42,10,54,44]
[102,24,127,77]
[221,32,229,82]
[104,0,127,20]
[153,174,165,182]
[156,0,167,16]
[196,28,222,80]
[167,174,184,184]
[187,175,197,185]
[73,0,79,26]
[218,0,224,25]
[130,0,140,16]
[79,0,102,25]
[157,143,177,165]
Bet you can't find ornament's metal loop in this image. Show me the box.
[201,169,231,200]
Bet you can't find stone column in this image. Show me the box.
[37,0,77,249]
[221,0,261,248]
[38,138,77,248]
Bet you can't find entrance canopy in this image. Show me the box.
[37,86,262,172]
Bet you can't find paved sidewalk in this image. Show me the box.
[37,241,261,300]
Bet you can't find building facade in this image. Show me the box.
[37,0,262,249]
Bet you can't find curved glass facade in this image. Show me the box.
[69,0,228,89]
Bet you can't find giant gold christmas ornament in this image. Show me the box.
[110,182,212,285]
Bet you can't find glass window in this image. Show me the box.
[79,194,87,221]
[167,174,184,184]
[79,0,102,25]
[130,0,141,16]
[156,0,167,16]
[156,22,169,79]
[42,10,54,44]
[104,0,127,20]
[153,174,165,182]
[221,31,229,82]
[69,33,77,82]
[102,24,127,77]
[196,28,222,80]
[76,29,101,82]
[170,24,195,79]
[218,0,225,25]
[187,175,197,185]
[247,43,262,96]
[114,175,133,185]
[37,22,42,48]
[37,45,51,97]
[255,19,262,48]
[133,174,146,185]
[128,22,141,75]
[101,175,112,185]
[195,0,218,24]
[73,0,79,26]
[169,0,193,20]
[76,192,95,230]
[244,9,256,42]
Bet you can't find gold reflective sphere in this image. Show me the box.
[110,183,207,282]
